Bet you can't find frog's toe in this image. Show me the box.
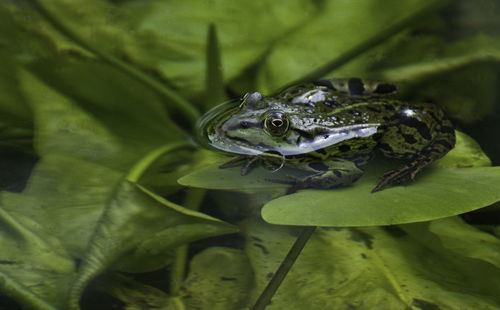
[372,165,416,192]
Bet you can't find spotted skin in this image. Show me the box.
[200,78,456,192]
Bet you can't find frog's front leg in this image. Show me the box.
[269,156,369,192]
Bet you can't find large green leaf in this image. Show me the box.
[262,166,500,226]
[0,206,75,310]
[20,0,319,107]
[243,220,500,309]
[68,181,237,310]
[255,0,441,93]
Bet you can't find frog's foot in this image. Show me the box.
[220,155,260,176]
[372,161,424,192]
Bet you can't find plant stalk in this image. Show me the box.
[251,226,317,310]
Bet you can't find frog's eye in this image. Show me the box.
[264,112,289,137]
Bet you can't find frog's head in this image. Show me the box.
[198,92,295,156]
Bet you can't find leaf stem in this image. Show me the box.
[251,226,317,310]
[126,142,195,183]
[28,0,201,126]
[287,0,453,86]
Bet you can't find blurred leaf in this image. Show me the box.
[68,182,237,309]
[244,220,500,309]
[20,63,187,170]
[428,217,500,269]
[255,0,442,93]
[100,274,173,310]
[181,247,254,310]
[25,0,320,105]
[0,206,75,310]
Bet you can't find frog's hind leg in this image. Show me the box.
[373,117,455,192]
[269,155,369,192]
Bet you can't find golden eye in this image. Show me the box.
[264,112,289,136]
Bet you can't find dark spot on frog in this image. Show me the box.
[313,80,337,90]
[378,143,393,152]
[373,83,397,94]
[315,148,327,155]
[227,121,261,131]
[440,125,455,135]
[399,118,432,140]
[220,277,237,281]
[347,78,365,95]
[339,144,351,152]
[367,106,381,113]
[333,169,342,177]
[309,162,329,171]
[435,139,453,149]
[427,110,440,123]
[403,134,417,144]
[384,103,396,111]
[358,144,369,150]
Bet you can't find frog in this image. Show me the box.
[198,78,456,192]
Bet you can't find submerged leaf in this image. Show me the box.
[68,181,237,309]
[181,247,254,310]
[0,206,75,310]
[244,220,500,309]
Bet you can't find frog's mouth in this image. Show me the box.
[196,99,240,148]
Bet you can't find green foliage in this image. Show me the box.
[0,0,500,309]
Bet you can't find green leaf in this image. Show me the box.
[0,206,75,310]
[436,130,491,168]
[178,159,287,193]
[1,153,122,257]
[255,0,443,93]
[262,166,500,226]
[428,217,500,269]
[181,247,254,310]
[26,0,319,105]
[98,274,173,310]
[244,220,500,309]
[68,181,237,309]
